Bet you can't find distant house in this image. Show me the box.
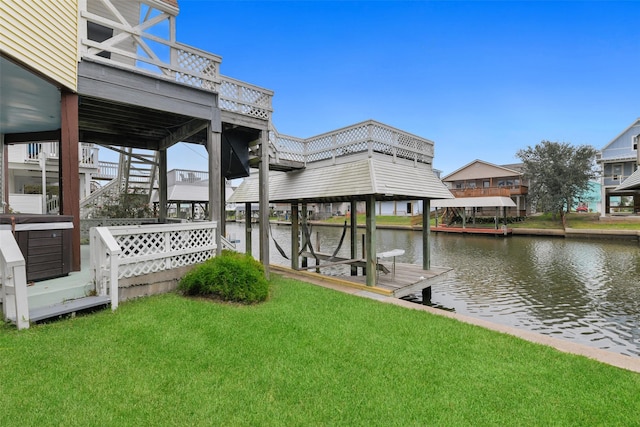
[598,118,640,215]
[441,160,529,217]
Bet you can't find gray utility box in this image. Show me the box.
[0,214,73,282]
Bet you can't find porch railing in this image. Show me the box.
[271,120,435,166]
[0,230,29,330]
[16,142,98,168]
[90,222,217,286]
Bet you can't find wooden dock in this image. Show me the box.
[276,259,453,299]
[431,226,512,236]
[345,262,453,298]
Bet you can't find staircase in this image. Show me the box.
[80,147,159,218]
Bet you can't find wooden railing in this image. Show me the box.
[271,120,435,166]
[450,186,528,198]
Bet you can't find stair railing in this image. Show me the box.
[89,227,121,311]
[0,230,30,330]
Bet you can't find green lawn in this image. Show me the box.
[1,277,638,426]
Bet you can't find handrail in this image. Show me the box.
[0,230,29,329]
[90,227,121,310]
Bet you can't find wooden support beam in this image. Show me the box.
[4,130,61,144]
[422,198,430,270]
[59,92,81,271]
[350,200,358,276]
[159,149,167,223]
[159,119,208,150]
[207,126,222,255]
[291,203,299,270]
[365,195,376,287]
[301,202,308,269]
[259,128,270,278]
[245,202,252,257]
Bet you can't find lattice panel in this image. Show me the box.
[219,80,272,120]
[372,142,393,156]
[169,228,213,251]
[335,125,368,145]
[117,233,166,258]
[371,125,394,143]
[171,251,213,268]
[108,223,217,279]
[177,49,218,78]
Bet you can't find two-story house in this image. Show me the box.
[441,160,529,217]
[598,118,640,215]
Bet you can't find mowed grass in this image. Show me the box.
[1,276,638,426]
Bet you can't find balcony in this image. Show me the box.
[8,142,99,169]
[450,185,528,198]
[79,0,273,122]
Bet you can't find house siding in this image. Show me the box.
[0,0,78,90]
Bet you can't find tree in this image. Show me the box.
[516,141,598,219]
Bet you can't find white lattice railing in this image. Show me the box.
[94,222,217,281]
[0,230,29,330]
[219,76,273,121]
[270,120,435,166]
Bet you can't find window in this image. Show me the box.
[613,164,623,180]
[483,181,490,188]
[633,134,639,151]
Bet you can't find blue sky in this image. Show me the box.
[166,0,639,176]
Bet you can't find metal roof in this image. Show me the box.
[229,158,453,203]
[614,168,640,191]
[431,196,516,208]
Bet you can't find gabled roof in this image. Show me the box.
[229,158,453,203]
[442,159,523,182]
[600,118,640,152]
[614,168,640,191]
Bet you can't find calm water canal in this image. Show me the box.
[226,223,640,357]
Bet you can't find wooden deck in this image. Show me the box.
[345,262,453,298]
[431,226,512,236]
[281,255,453,299]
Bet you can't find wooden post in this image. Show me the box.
[365,195,376,287]
[422,198,430,270]
[422,286,432,305]
[220,178,226,238]
[245,202,252,256]
[350,200,357,276]
[207,127,222,255]
[495,207,499,229]
[59,92,81,271]
[259,128,270,278]
[159,149,167,223]
[301,202,308,269]
[1,135,7,212]
[291,203,299,270]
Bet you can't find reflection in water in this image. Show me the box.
[226,223,640,357]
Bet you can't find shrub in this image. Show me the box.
[178,250,269,304]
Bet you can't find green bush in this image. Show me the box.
[178,250,269,304]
